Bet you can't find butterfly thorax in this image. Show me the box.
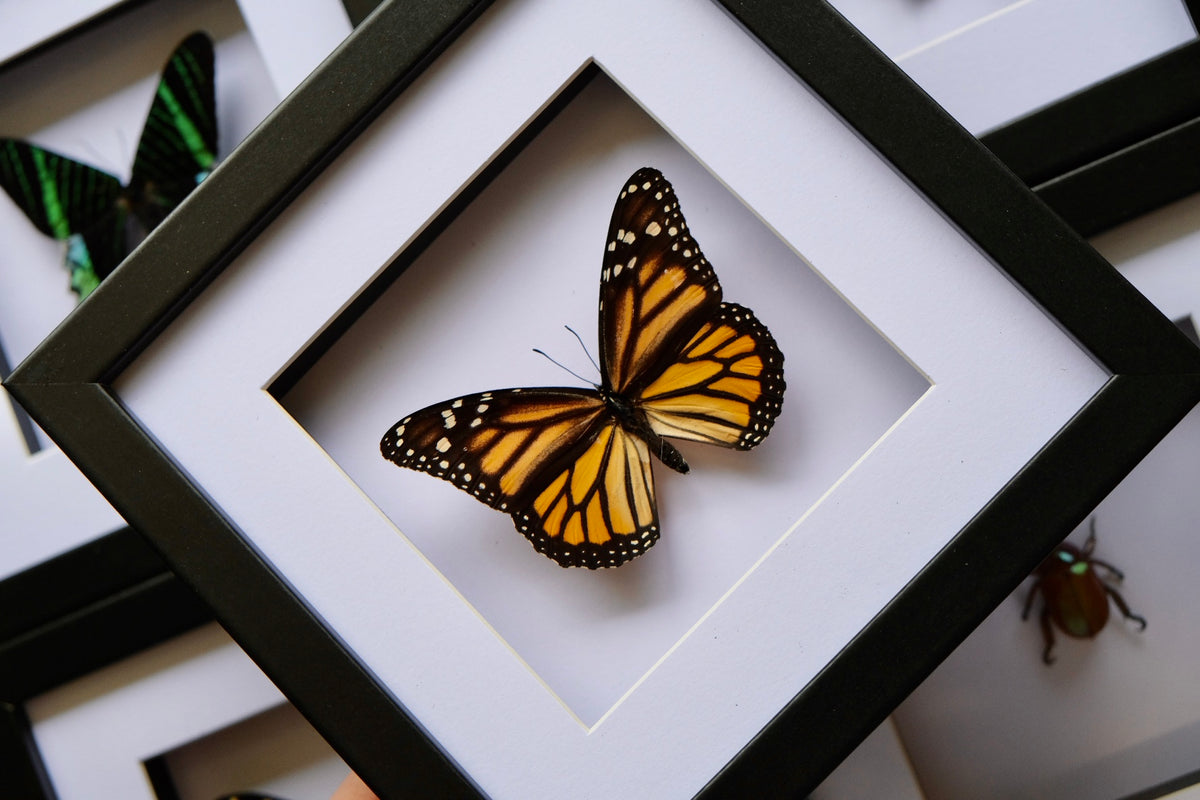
[122,178,168,229]
[598,383,690,475]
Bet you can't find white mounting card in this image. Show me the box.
[114,0,1106,796]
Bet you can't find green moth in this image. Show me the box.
[0,32,217,299]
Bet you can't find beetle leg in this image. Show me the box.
[1104,584,1147,631]
[1039,606,1056,664]
[1021,579,1041,621]
[1090,558,1125,581]
[1082,518,1097,557]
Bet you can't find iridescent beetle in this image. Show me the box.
[1022,518,1146,664]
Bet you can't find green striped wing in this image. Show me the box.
[0,138,124,297]
[129,31,217,226]
[0,32,217,300]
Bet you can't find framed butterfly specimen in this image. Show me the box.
[0,32,216,300]
[380,168,785,569]
[9,0,1200,798]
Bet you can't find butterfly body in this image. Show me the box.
[0,32,216,299]
[596,379,690,474]
[382,168,785,569]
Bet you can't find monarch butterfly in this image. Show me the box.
[0,32,216,299]
[380,167,785,569]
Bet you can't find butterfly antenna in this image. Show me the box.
[564,325,601,375]
[532,348,596,386]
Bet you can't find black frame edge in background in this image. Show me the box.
[0,0,150,71]
[0,526,202,648]
[143,755,184,800]
[6,0,1200,798]
[0,0,377,70]
[341,0,386,26]
[1032,116,1200,238]
[1122,766,1200,800]
[0,535,212,800]
[979,34,1200,237]
[979,39,1200,187]
[1,702,53,800]
[1186,0,1200,32]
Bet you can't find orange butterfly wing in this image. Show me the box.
[598,168,784,450]
[380,167,784,569]
[599,168,723,396]
[380,389,662,568]
[638,301,785,449]
[381,389,605,512]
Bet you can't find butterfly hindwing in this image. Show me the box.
[0,139,121,239]
[599,168,723,395]
[0,138,125,292]
[639,301,785,449]
[512,421,660,569]
[131,32,217,220]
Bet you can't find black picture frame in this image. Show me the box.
[0,0,376,70]
[6,0,1200,796]
[0,530,211,800]
[1122,767,1200,800]
[1186,0,1200,31]
[981,34,1200,237]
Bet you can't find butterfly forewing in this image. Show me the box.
[131,32,217,221]
[640,302,785,449]
[381,389,608,511]
[380,388,665,568]
[599,168,722,395]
